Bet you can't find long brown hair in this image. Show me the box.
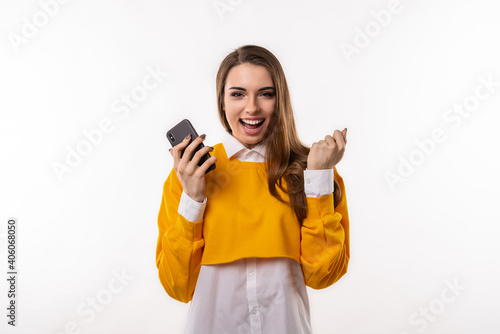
[216,45,342,226]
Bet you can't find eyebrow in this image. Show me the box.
[228,86,275,91]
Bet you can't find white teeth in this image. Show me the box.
[241,119,264,125]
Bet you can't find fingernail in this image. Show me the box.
[209,146,214,150]
[185,134,191,140]
[169,148,172,152]
[200,134,206,140]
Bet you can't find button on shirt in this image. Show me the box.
[178,131,334,334]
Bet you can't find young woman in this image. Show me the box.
[156,45,350,334]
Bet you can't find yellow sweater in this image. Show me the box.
[156,143,350,303]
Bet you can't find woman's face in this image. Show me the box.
[223,63,276,150]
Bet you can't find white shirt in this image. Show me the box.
[178,131,334,334]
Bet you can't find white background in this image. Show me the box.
[1,0,500,333]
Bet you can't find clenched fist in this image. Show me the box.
[307,128,347,170]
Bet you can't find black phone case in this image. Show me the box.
[166,119,216,174]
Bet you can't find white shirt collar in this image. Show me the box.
[221,131,268,160]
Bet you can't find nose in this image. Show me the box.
[245,95,260,113]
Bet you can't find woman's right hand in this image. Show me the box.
[169,134,217,203]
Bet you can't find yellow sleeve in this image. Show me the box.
[155,167,205,303]
[300,166,350,289]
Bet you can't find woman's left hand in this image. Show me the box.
[307,128,347,170]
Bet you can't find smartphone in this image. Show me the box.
[166,119,216,174]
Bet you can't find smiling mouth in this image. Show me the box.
[240,118,265,130]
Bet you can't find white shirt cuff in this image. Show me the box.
[304,168,334,197]
[178,190,207,223]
